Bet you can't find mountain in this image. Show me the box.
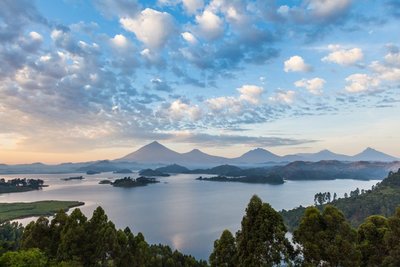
[155,164,190,173]
[294,149,351,162]
[117,141,182,163]
[180,149,227,164]
[233,148,281,163]
[351,147,398,162]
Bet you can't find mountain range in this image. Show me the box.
[116,141,399,166]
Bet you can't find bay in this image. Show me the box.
[0,172,379,260]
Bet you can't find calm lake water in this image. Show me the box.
[0,172,379,260]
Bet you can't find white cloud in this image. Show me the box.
[284,56,312,72]
[307,0,352,19]
[294,77,326,95]
[269,90,296,104]
[181,31,198,44]
[183,0,204,14]
[238,85,264,104]
[370,61,400,81]
[345,73,380,93]
[120,8,175,49]
[168,99,201,120]
[29,31,43,42]
[195,10,224,40]
[110,34,130,50]
[322,46,363,66]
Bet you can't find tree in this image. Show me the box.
[294,205,360,266]
[0,248,47,267]
[383,207,400,266]
[21,217,51,254]
[0,222,23,255]
[358,215,389,266]
[236,195,295,266]
[209,229,237,267]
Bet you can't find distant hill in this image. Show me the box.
[155,164,190,173]
[351,147,398,162]
[281,168,400,230]
[233,148,281,163]
[76,160,119,172]
[115,142,399,166]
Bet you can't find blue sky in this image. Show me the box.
[0,0,400,163]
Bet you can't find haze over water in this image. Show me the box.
[0,172,379,259]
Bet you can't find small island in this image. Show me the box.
[86,170,101,175]
[0,200,84,223]
[113,169,133,174]
[196,174,284,185]
[61,176,84,181]
[139,169,170,177]
[112,176,160,187]
[0,178,46,194]
[99,179,112,184]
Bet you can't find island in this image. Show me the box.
[99,179,112,184]
[86,170,101,175]
[112,176,159,187]
[139,169,170,177]
[113,169,133,174]
[196,174,284,184]
[0,200,84,223]
[0,178,45,194]
[61,176,84,181]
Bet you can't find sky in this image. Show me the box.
[0,0,400,164]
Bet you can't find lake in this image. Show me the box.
[0,172,379,260]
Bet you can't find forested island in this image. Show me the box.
[139,169,170,177]
[0,178,45,194]
[111,177,159,187]
[196,174,284,184]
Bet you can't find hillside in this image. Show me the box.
[281,168,400,230]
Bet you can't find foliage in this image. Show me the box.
[209,230,237,267]
[196,174,284,184]
[0,222,24,255]
[0,201,84,223]
[19,207,207,267]
[112,176,160,187]
[293,205,361,266]
[281,169,400,230]
[0,178,44,193]
[0,248,48,267]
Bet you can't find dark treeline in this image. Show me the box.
[0,178,44,193]
[0,207,207,267]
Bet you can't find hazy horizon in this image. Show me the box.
[1,0,399,164]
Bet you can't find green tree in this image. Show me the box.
[0,222,24,255]
[358,215,388,266]
[209,229,237,267]
[236,195,294,266]
[21,217,51,254]
[294,205,360,267]
[0,248,47,267]
[383,207,400,266]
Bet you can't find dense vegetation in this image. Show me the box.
[0,178,45,194]
[0,201,84,223]
[281,169,400,230]
[0,207,207,267]
[139,169,170,177]
[196,174,284,184]
[111,177,159,187]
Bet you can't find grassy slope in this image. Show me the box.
[0,200,84,223]
[280,170,400,231]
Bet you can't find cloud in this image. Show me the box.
[195,10,224,40]
[93,0,141,18]
[167,99,201,121]
[170,132,316,147]
[284,56,312,72]
[345,73,380,93]
[120,8,175,49]
[307,0,353,20]
[149,78,173,92]
[294,78,326,95]
[269,90,296,104]
[238,85,264,104]
[369,46,400,82]
[181,31,198,45]
[110,34,130,49]
[182,0,204,14]
[322,45,363,65]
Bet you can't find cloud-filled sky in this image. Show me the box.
[0,0,400,163]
